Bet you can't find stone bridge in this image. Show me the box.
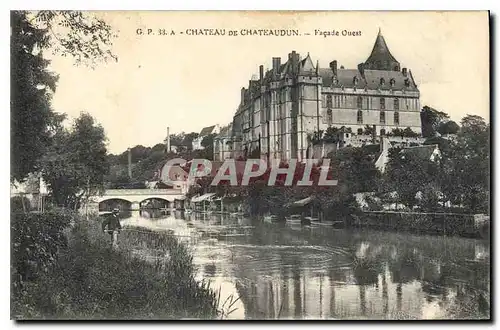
[85,189,186,211]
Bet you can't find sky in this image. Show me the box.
[46,11,490,154]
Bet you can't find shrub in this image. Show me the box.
[11,210,72,286]
[12,220,218,320]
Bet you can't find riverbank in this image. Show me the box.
[11,211,219,320]
[184,196,490,239]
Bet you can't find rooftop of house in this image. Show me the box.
[237,29,417,106]
[400,144,439,160]
[199,125,216,136]
[363,28,401,71]
[318,67,417,91]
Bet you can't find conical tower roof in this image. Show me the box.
[364,29,400,71]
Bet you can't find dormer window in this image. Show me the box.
[353,76,358,85]
[390,78,395,87]
[404,79,410,87]
[380,78,385,85]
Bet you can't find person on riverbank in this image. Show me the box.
[102,208,122,248]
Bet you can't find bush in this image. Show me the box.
[11,210,72,286]
[12,220,218,320]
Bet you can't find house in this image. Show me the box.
[159,163,192,194]
[192,124,220,150]
[11,173,48,211]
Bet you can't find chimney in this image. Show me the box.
[357,63,365,77]
[329,60,337,76]
[241,87,245,103]
[166,127,171,153]
[272,57,281,73]
[259,65,264,82]
[291,50,299,74]
[372,125,377,144]
[402,68,407,77]
[288,52,292,60]
[127,148,132,179]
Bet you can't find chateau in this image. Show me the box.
[229,30,422,161]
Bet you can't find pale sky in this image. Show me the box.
[46,11,489,154]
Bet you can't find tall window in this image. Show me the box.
[327,109,333,126]
[380,97,385,110]
[334,95,341,108]
[394,112,400,125]
[380,111,386,124]
[326,94,332,108]
[394,98,399,110]
[357,96,363,109]
[357,110,363,124]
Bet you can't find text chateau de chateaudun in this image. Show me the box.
[218,30,422,162]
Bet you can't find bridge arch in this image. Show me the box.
[139,197,173,209]
[99,198,132,211]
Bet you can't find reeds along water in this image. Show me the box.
[12,217,219,320]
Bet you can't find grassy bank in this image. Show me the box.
[11,211,219,320]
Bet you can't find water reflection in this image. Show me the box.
[117,211,490,320]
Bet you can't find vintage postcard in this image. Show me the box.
[10,11,490,320]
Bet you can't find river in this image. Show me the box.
[118,210,490,320]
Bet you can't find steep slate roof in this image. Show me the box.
[400,145,439,160]
[199,125,216,136]
[318,68,418,91]
[363,29,400,71]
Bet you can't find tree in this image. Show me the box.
[183,132,199,151]
[383,147,441,210]
[402,127,419,138]
[201,133,216,160]
[11,11,59,182]
[11,11,116,182]
[31,11,117,66]
[363,125,375,136]
[323,126,340,143]
[437,120,460,135]
[420,105,450,137]
[41,113,109,209]
[439,115,490,213]
[169,133,185,147]
[388,128,404,137]
[335,147,381,194]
